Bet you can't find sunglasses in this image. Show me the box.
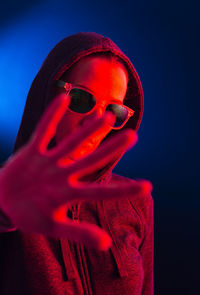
[56,80,135,129]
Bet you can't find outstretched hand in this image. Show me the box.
[0,94,152,250]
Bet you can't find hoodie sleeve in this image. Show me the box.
[139,194,154,295]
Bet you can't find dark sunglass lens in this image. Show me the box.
[106,104,128,127]
[69,88,96,113]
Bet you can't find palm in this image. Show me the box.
[0,94,152,250]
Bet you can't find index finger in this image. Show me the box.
[30,94,70,153]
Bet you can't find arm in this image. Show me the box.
[139,195,154,295]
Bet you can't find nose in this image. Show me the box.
[87,104,105,119]
[91,105,105,117]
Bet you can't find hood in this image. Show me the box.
[13,32,144,182]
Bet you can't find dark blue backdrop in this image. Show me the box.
[0,0,199,293]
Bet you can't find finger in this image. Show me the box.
[68,179,153,202]
[17,204,112,250]
[48,176,152,211]
[48,111,116,161]
[31,94,70,153]
[50,209,112,250]
[67,129,137,181]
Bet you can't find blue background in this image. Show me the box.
[0,0,199,293]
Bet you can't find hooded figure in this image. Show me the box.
[0,32,153,295]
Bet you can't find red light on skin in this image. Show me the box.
[36,56,131,249]
[54,56,128,163]
[38,94,70,154]
[53,204,112,250]
[70,122,112,160]
[57,113,116,167]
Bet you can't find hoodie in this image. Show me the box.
[0,32,154,295]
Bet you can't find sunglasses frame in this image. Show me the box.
[56,80,135,129]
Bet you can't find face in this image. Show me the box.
[54,55,128,162]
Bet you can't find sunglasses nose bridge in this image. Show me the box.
[92,100,105,115]
[93,104,105,117]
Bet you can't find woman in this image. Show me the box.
[0,32,153,294]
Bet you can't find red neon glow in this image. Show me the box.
[0,56,152,252]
